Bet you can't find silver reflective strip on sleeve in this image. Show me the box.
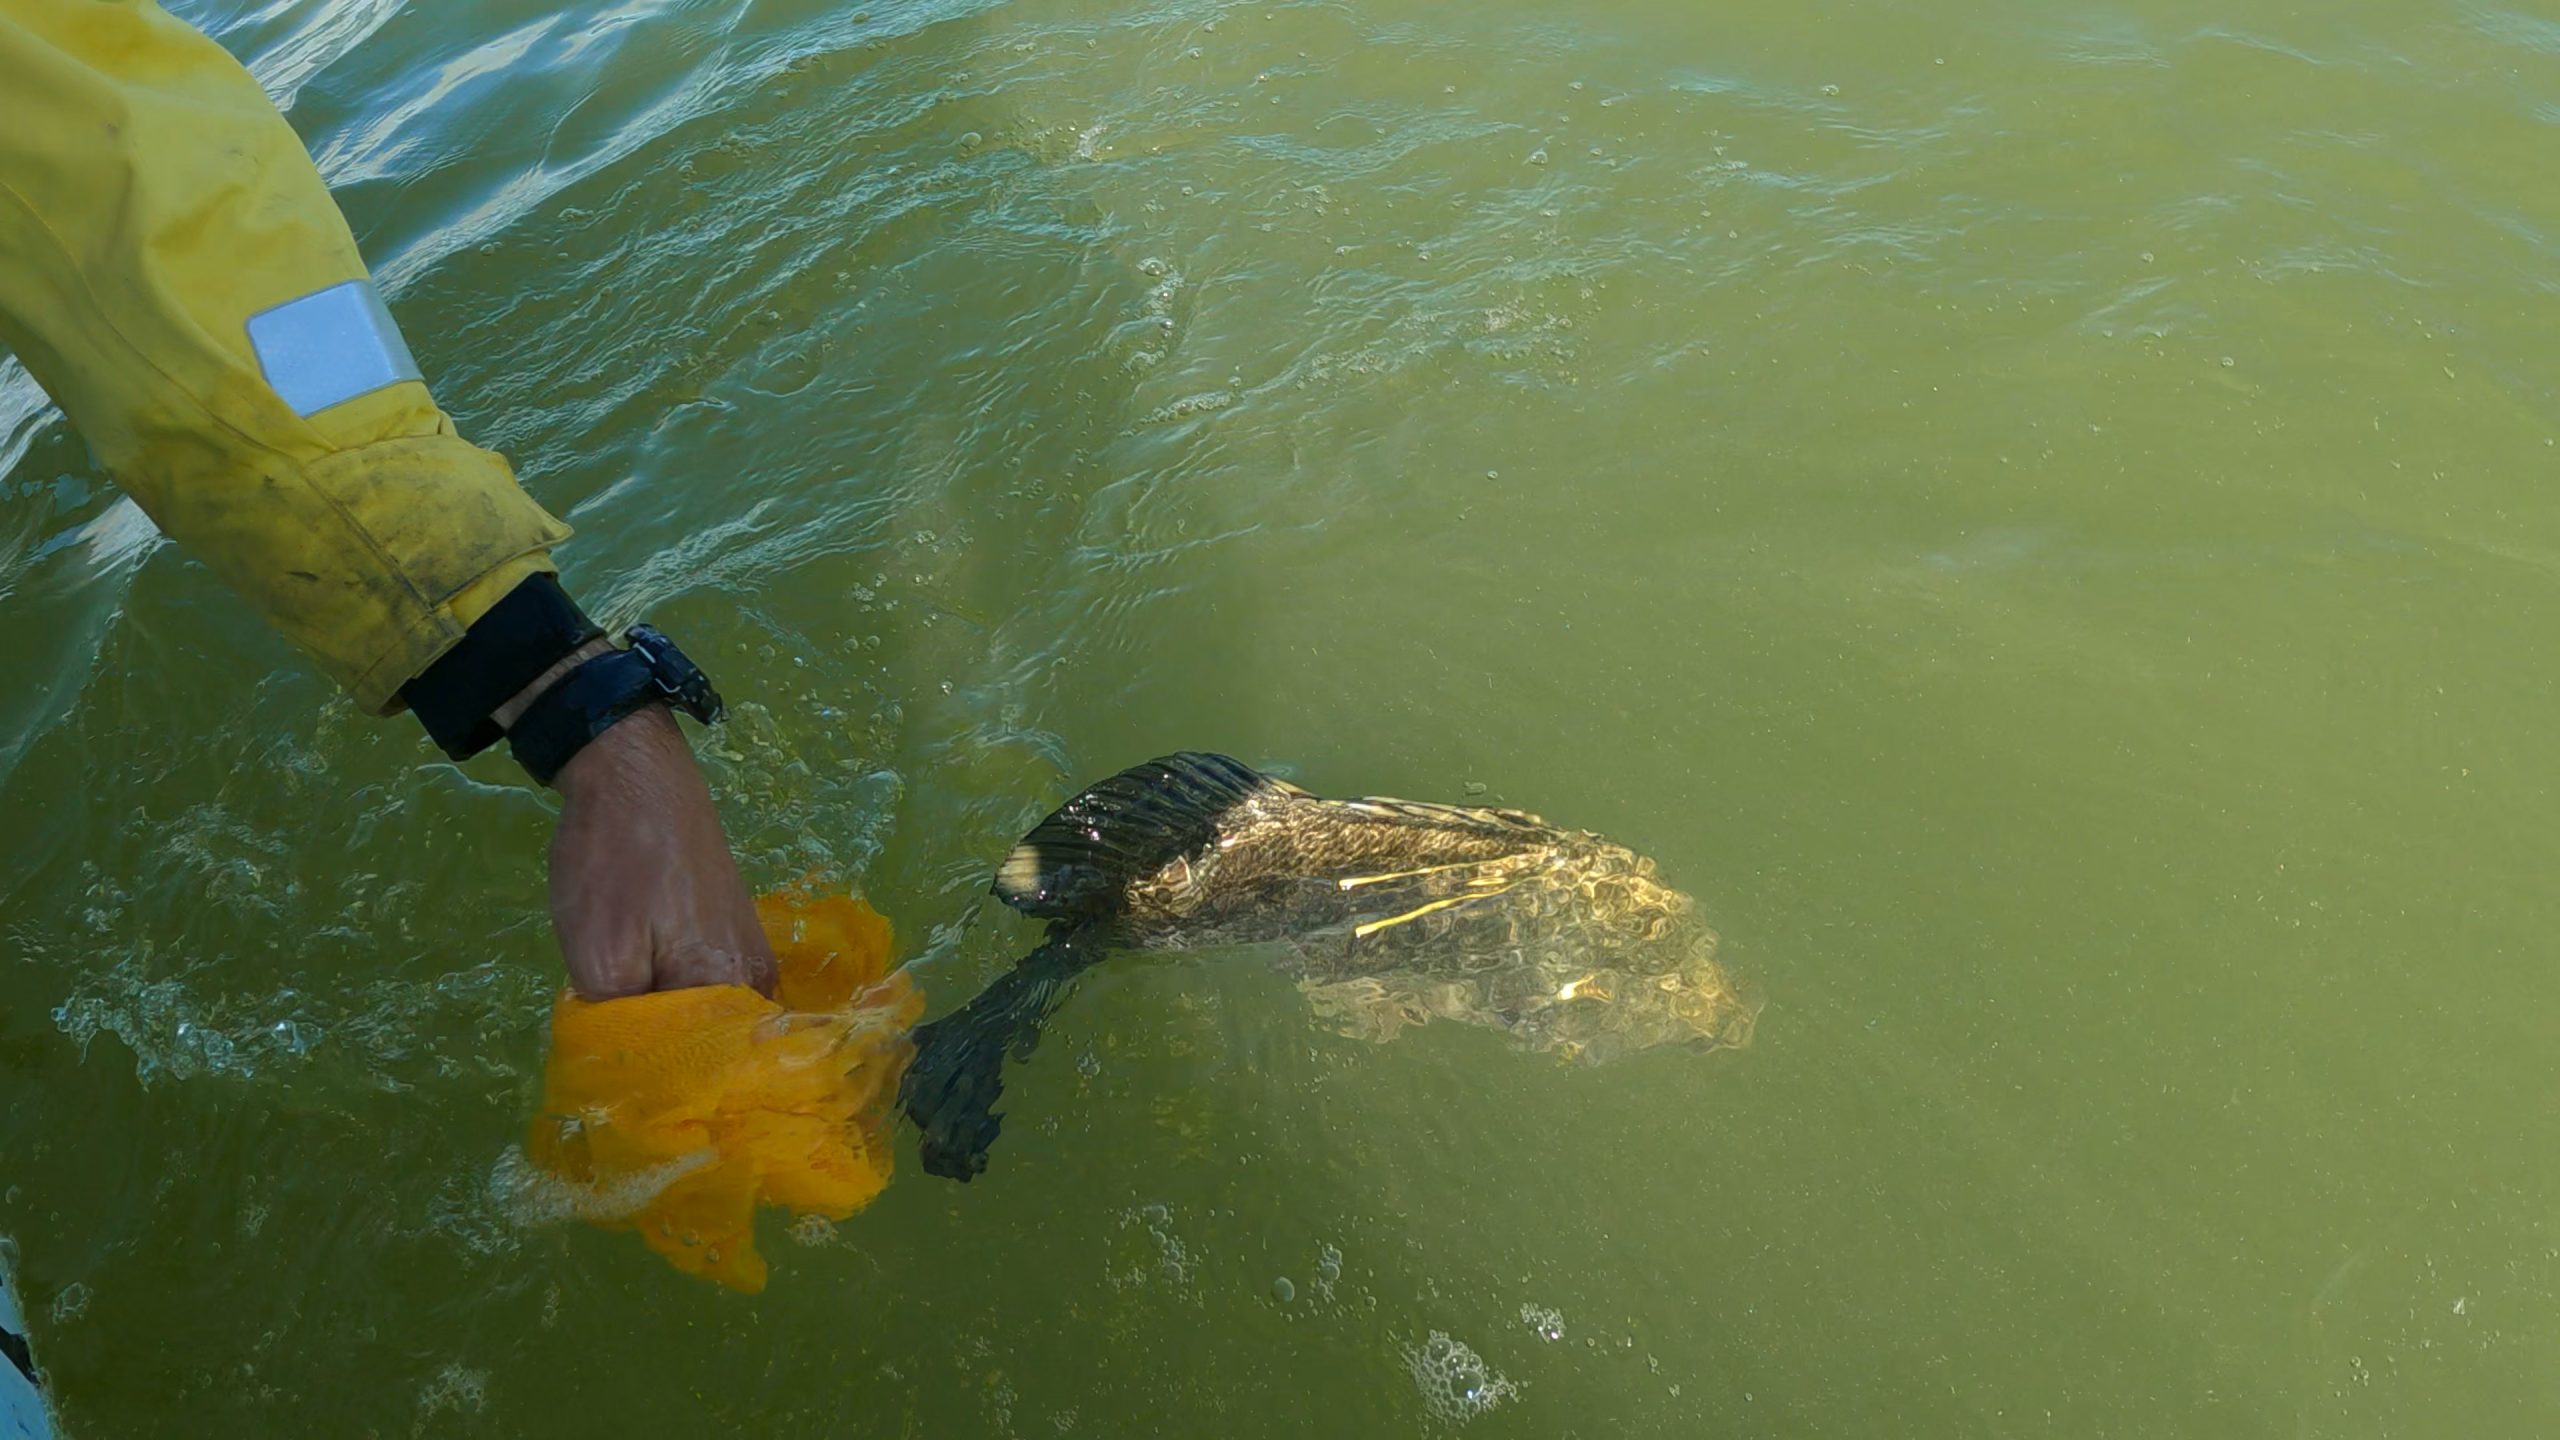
[244,279,424,417]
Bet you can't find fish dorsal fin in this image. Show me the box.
[1342,796,1556,836]
[993,752,1270,919]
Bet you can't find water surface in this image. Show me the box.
[3,0,2557,1433]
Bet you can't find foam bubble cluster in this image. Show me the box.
[1105,1202,1197,1293]
[416,1361,489,1421]
[1402,1331,1517,1424]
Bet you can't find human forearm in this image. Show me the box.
[1,0,770,998]
[547,704,778,997]
[0,0,569,711]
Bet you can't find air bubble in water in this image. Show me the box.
[1107,1203,1196,1292]
[416,1361,489,1421]
[1403,1331,1517,1424]
[1520,1303,1565,1342]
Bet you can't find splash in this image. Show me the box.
[415,1361,489,1424]
[491,1144,712,1228]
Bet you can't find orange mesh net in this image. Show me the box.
[522,892,921,1292]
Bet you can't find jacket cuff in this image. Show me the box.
[400,573,603,760]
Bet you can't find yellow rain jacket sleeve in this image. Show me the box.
[0,0,570,713]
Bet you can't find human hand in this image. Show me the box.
[524,890,917,1290]
[546,703,777,998]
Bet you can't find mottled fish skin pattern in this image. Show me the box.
[904,754,1753,1180]
[1005,758,1753,1064]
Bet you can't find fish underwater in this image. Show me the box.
[898,752,1755,1180]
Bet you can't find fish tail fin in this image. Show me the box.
[898,928,1110,1181]
[992,751,1273,920]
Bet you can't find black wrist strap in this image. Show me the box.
[505,648,662,787]
[505,626,724,787]
[400,574,602,760]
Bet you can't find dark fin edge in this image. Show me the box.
[897,928,1112,1181]
[992,752,1269,920]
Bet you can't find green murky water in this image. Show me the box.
[4,0,2559,1433]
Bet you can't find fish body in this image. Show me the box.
[900,753,1750,1179]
